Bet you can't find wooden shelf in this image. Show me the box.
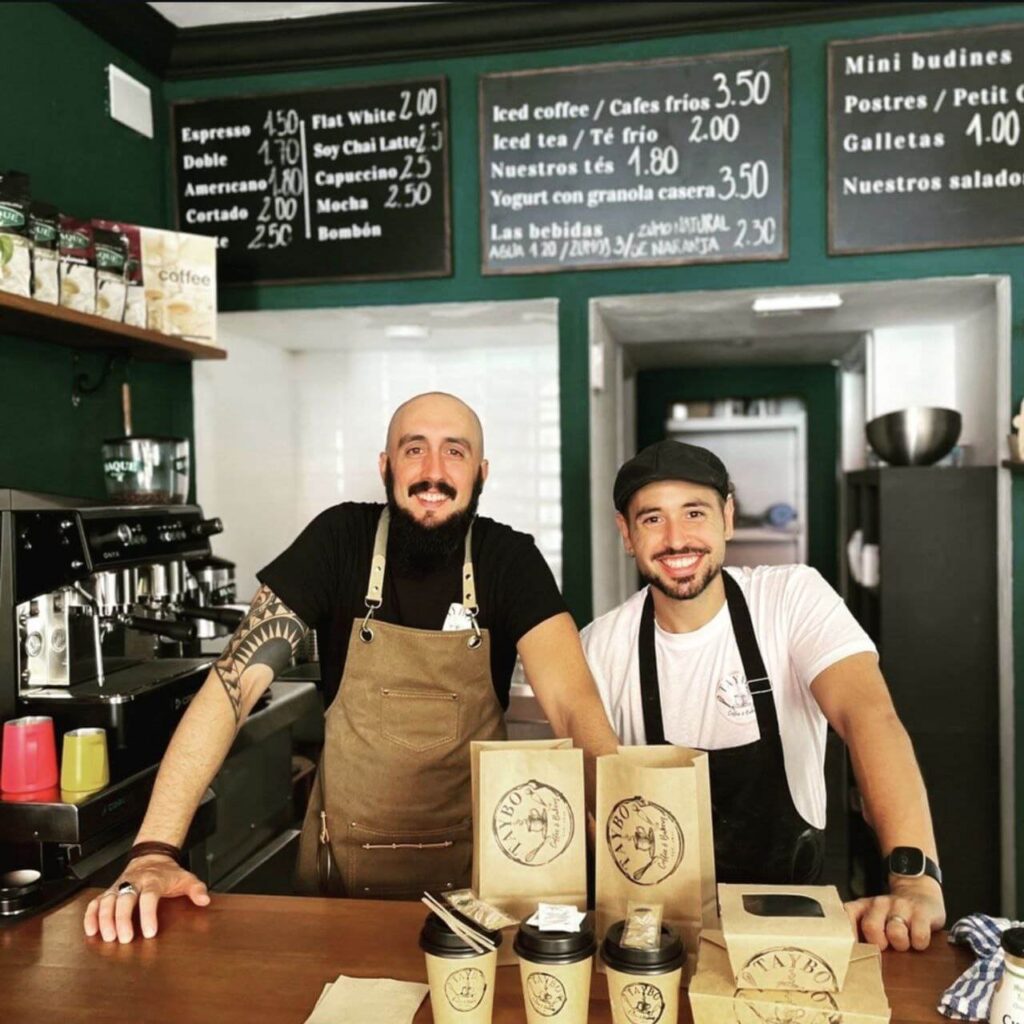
[0,290,226,362]
[1002,459,1024,473]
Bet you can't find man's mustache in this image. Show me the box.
[408,479,458,500]
[652,546,711,560]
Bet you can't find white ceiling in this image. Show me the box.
[219,298,558,352]
[149,2,435,29]
[594,277,1000,369]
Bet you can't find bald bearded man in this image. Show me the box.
[85,392,618,944]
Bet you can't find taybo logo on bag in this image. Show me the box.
[737,948,838,991]
[620,982,666,1024]
[526,972,567,1017]
[444,967,486,1011]
[0,204,25,229]
[492,779,574,866]
[606,795,684,885]
[733,988,842,1024]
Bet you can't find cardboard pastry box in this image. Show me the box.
[690,931,890,1024]
[718,885,856,992]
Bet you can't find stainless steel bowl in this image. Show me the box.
[866,407,962,466]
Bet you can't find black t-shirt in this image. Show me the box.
[257,502,567,709]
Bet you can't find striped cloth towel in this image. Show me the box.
[938,914,1024,1020]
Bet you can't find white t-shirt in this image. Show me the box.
[580,565,877,829]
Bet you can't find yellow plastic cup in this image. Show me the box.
[60,728,109,793]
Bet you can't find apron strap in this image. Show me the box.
[362,507,479,639]
[636,571,780,744]
[462,521,478,615]
[638,590,668,745]
[364,507,389,609]
[721,571,780,739]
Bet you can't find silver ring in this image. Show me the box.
[116,881,138,897]
[886,913,909,929]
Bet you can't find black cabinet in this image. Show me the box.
[843,467,999,921]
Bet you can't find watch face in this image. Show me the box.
[890,846,925,875]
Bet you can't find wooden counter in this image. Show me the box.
[1,890,972,1023]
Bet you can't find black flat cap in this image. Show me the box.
[613,440,730,513]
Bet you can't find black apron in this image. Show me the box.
[637,571,825,884]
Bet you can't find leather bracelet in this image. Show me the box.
[127,841,183,866]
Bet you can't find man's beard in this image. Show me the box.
[385,463,484,576]
[640,547,722,602]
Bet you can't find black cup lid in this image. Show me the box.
[419,911,502,958]
[514,914,596,964]
[601,920,684,975]
[1002,928,1024,958]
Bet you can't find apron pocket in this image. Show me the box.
[380,687,461,752]
[347,818,472,899]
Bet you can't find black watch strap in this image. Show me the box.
[886,846,942,886]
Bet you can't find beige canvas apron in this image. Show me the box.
[295,507,506,898]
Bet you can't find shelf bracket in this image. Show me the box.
[71,351,131,408]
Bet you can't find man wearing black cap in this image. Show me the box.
[581,439,945,952]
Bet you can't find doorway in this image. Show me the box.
[588,275,1013,915]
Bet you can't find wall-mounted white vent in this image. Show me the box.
[107,64,153,139]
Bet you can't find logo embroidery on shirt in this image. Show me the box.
[716,672,755,725]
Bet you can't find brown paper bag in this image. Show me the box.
[595,746,718,972]
[471,739,587,963]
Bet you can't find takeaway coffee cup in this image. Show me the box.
[602,920,685,1024]
[514,913,596,1024]
[1,717,58,794]
[420,912,502,1024]
[60,728,109,794]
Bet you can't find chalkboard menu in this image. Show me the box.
[829,24,1024,253]
[479,49,788,275]
[171,78,450,284]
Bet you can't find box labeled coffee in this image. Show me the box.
[718,885,855,992]
[690,931,890,1024]
[140,227,218,342]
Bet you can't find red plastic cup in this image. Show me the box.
[1,717,58,793]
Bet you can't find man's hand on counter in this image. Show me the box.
[83,854,211,943]
[844,875,946,952]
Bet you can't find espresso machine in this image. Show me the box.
[0,489,321,921]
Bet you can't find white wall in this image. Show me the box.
[953,303,998,464]
[192,305,561,597]
[867,324,957,420]
[290,334,562,582]
[192,329,297,600]
[865,317,998,465]
[841,368,867,471]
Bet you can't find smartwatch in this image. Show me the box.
[885,846,942,886]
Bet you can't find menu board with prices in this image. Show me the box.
[829,23,1024,253]
[171,77,450,284]
[479,49,788,275]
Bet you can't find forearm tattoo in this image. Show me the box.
[214,585,308,723]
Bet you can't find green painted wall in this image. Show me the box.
[635,365,841,586]
[0,3,191,499]
[165,2,1024,911]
